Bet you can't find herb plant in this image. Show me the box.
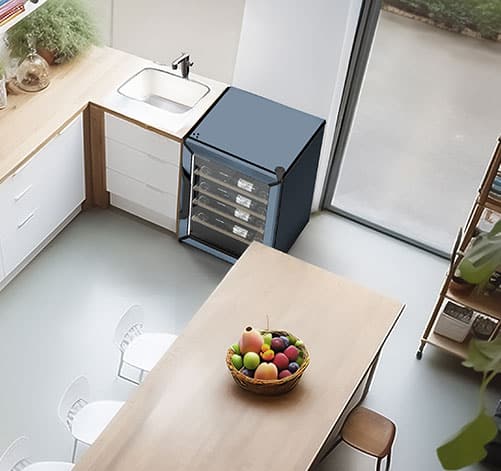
[6,0,99,63]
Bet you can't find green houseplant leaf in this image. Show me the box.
[437,409,498,469]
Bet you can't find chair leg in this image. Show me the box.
[376,457,382,471]
[385,450,392,471]
[72,439,78,463]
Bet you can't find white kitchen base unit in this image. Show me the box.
[104,113,180,234]
[110,194,176,232]
[0,114,85,286]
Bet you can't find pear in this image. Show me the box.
[239,326,264,354]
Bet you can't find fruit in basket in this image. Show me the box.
[284,345,299,361]
[239,326,264,354]
[261,349,275,361]
[231,343,241,354]
[231,354,243,370]
[243,352,260,370]
[271,337,285,352]
[279,370,292,379]
[280,336,290,348]
[241,368,254,378]
[263,333,272,346]
[254,362,278,380]
[273,352,289,371]
[295,340,304,348]
[288,362,299,374]
[296,352,304,366]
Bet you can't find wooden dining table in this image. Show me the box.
[74,243,404,470]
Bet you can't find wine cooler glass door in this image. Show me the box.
[178,140,280,262]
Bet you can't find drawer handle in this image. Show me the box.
[18,210,36,229]
[145,183,165,193]
[145,153,166,164]
[14,185,33,202]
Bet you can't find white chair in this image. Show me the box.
[114,305,177,385]
[57,376,124,463]
[0,436,73,471]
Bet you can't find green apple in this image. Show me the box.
[231,354,243,370]
[295,340,304,348]
[231,343,241,354]
[296,352,304,366]
[287,334,297,345]
[263,333,272,346]
[243,352,260,370]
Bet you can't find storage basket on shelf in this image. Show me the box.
[226,329,310,396]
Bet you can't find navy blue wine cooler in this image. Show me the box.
[178,87,325,263]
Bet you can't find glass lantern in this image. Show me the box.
[15,36,50,92]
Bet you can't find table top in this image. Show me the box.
[74,243,403,471]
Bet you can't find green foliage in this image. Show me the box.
[437,337,501,469]
[6,0,100,63]
[384,0,501,39]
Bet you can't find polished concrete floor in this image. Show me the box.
[333,11,501,253]
[0,209,499,470]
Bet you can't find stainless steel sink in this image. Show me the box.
[118,68,210,113]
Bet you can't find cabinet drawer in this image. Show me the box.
[105,113,180,166]
[1,206,45,275]
[107,169,177,219]
[106,138,179,194]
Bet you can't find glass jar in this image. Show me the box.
[0,74,6,109]
[16,49,50,92]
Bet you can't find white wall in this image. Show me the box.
[88,0,113,46]
[111,0,245,83]
[233,0,364,209]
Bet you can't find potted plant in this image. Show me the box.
[6,0,99,65]
[437,337,501,469]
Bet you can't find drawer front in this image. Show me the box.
[106,138,179,194]
[0,114,85,276]
[107,169,177,219]
[105,113,180,166]
[1,206,45,275]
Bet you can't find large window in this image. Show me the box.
[325,2,501,254]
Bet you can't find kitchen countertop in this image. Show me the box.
[73,242,404,471]
[0,46,227,184]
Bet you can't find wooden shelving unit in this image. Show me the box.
[0,0,48,36]
[417,137,501,359]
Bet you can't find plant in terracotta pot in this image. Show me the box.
[6,0,99,65]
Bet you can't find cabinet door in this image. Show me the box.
[0,115,85,276]
[104,113,180,232]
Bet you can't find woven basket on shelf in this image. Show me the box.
[226,330,310,396]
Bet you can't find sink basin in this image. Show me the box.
[118,68,210,113]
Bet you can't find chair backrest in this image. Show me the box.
[57,376,90,432]
[114,305,145,352]
[0,437,31,471]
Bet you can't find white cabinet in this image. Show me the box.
[104,113,180,232]
[0,115,85,278]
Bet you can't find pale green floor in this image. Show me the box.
[0,208,498,470]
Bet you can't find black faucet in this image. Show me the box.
[172,53,193,79]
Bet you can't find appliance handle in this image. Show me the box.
[179,169,191,219]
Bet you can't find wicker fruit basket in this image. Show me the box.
[226,330,310,396]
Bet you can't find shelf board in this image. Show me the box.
[0,0,48,36]
[445,288,501,320]
[484,196,501,213]
[424,331,468,359]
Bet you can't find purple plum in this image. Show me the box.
[288,362,300,374]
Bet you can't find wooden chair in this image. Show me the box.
[333,406,396,471]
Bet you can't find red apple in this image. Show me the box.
[278,370,292,379]
[273,352,289,371]
[284,345,299,361]
[254,362,278,380]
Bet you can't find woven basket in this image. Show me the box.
[226,330,310,396]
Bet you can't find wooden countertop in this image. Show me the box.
[0,46,227,184]
[74,243,404,471]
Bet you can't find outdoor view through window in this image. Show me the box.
[332,0,501,253]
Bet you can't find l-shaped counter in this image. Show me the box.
[0,46,227,286]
